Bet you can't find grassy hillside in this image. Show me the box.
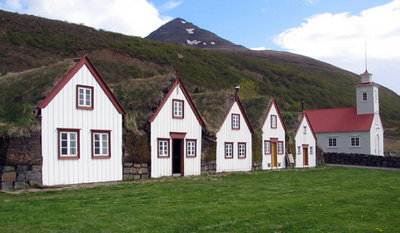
[0,10,399,137]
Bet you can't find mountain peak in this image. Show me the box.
[146,18,246,51]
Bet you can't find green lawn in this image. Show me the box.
[0,166,399,232]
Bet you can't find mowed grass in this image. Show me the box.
[0,166,399,232]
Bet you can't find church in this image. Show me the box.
[304,70,384,156]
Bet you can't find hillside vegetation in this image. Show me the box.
[0,10,399,137]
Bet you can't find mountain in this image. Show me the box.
[146,18,247,51]
[0,10,399,139]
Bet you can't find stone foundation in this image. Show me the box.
[201,160,216,174]
[324,152,400,168]
[123,162,150,180]
[252,161,262,170]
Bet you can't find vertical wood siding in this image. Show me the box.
[295,117,316,168]
[41,65,123,186]
[216,102,252,172]
[150,84,202,178]
[262,102,286,169]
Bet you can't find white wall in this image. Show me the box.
[41,65,123,186]
[262,102,286,169]
[150,84,202,178]
[370,114,384,156]
[316,131,371,155]
[294,116,316,168]
[216,101,252,172]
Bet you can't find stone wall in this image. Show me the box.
[252,161,262,170]
[201,160,216,174]
[123,162,150,180]
[0,134,42,190]
[324,152,400,168]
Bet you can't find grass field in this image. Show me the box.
[0,166,399,232]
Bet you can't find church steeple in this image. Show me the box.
[356,70,379,115]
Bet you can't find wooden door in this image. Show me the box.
[303,147,308,166]
[271,142,277,167]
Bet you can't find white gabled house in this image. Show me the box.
[216,92,254,173]
[38,56,126,186]
[294,113,317,168]
[149,77,205,178]
[261,99,287,169]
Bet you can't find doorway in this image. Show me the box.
[172,139,184,176]
[303,147,308,166]
[271,142,277,168]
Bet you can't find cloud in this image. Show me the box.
[160,0,183,11]
[274,0,400,94]
[1,0,170,37]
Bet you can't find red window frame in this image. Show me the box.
[186,139,197,158]
[91,130,111,159]
[278,141,284,154]
[58,128,80,160]
[76,85,94,110]
[225,142,234,159]
[264,140,271,155]
[271,115,277,129]
[172,99,184,119]
[232,114,240,130]
[238,142,246,159]
[158,138,170,158]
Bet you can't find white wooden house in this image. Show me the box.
[304,71,384,156]
[294,113,317,168]
[149,77,205,178]
[261,99,287,169]
[216,93,254,173]
[38,56,126,186]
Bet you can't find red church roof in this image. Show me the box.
[303,107,374,133]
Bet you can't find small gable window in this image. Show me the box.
[362,92,368,101]
[58,128,80,160]
[328,138,337,148]
[77,85,93,110]
[303,126,307,134]
[225,142,233,159]
[92,130,111,159]
[173,99,184,119]
[278,141,284,154]
[297,146,301,154]
[271,115,277,129]
[310,146,314,154]
[232,114,240,129]
[350,137,360,147]
[158,138,170,158]
[238,143,246,159]
[186,139,196,158]
[265,141,271,154]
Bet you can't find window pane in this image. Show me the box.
[62,148,68,155]
[95,148,100,154]
[70,148,76,155]
[61,133,67,140]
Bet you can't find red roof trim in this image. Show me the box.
[218,95,254,134]
[261,98,287,131]
[149,77,205,126]
[38,56,126,115]
[294,113,317,141]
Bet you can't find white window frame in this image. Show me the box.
[310,146,313,154]
[328,137,337,148]
[232,114,240,130]
[225,142,233,159]
[303,126,307,134]
[278,141,284,154]
[172,99,184,119]
[350,137,360,147]
[362,92,368,102]
[186,139,196,158]
[92,130,111,159]
[271,115,277,129]
[265,141,271,154]
[158,138,170,158]
[58,128,80,160]
[77,85,93,109]
[238,143,246,159]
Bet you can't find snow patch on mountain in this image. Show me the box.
[187,39,202,45]
[211,42,216,45]
[181,20,186,24]
[186,28,195,34]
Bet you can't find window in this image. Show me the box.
[303,126,307,134]
[265,141,271,154]
[186,140,196,158]
[310,146,313,154]
[92,130,111,159]
[238,143,246,159]
[225,143,233,159]
[278,141,284,154]
[77,85,93,110]
[362,92,368,101]
[172,99,184,119]
[271,115,277,129]
[297,146,301,154]
[158,138,170,158]
[232,114,240,129]
[328,138,337,147]
[58,128,80,159]
[350,137,360,147]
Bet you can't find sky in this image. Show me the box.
[1,0,400,95]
